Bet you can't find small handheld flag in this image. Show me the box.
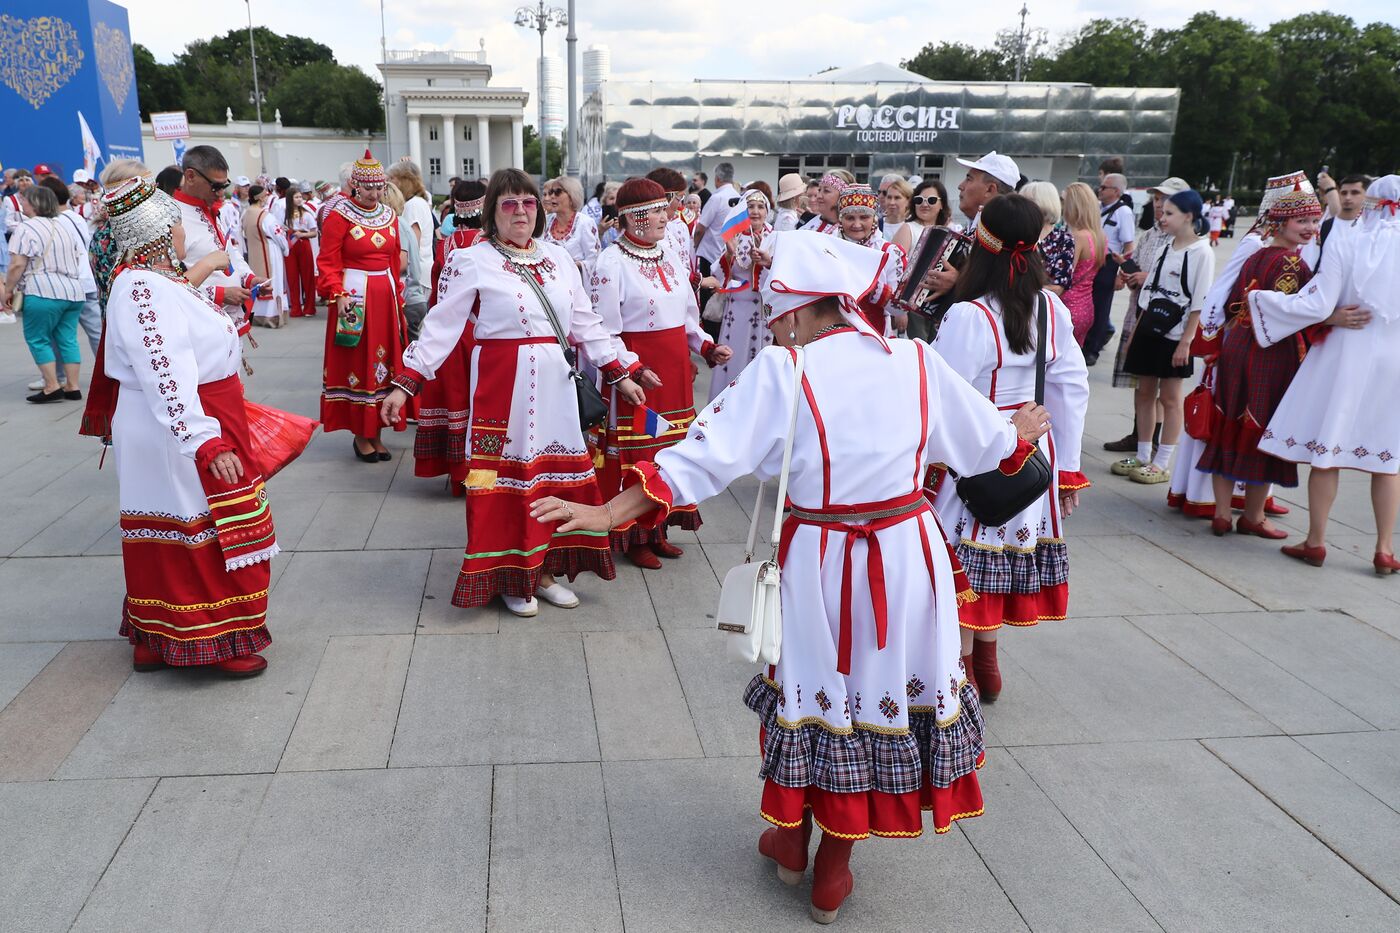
[717,199,752,242]
[639,406,673,438]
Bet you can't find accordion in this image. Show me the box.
[896,225,971,327]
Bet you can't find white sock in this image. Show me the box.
[1136,442,1153,463]
[1153,444,1176,469]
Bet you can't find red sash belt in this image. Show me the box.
[779,488,930,676]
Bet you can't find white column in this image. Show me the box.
[442,113,457,188]
[476,115,492,177]
[511,116,524,171]
[407,113,423,170]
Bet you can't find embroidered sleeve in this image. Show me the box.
[402,245,479,381]
[109,274,223,457]
[316,212,349,301]
[588,250,638,370]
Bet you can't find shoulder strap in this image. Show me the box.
[1180,245,1192,302]
[743,347,807,563]
[1035,292,1048,405]
[512,257,577,366]
[1148,242,1170,293]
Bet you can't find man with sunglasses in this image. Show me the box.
[1084,171,1136,364]
[174,146,267,329]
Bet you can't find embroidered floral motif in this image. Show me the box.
[374,362,389,385]
[1354,446,1371,459]
[906,676,926,699]
[814,688,832,713]
[936,690,947,714]
[878,693,900,721]
[1016,527,1032,543]
[1380,451,1395,463]
[473,433,505,456]
[347,372,360,388]
[852,691,862,716]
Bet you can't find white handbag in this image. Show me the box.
[715,347,805,665]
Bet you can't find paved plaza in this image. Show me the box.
[4,239,1400,932]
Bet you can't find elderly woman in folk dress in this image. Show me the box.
[704,187,774,399]
[531,231,1050,924]
[81,177,282,677]
[543,175,600,270]
[381,168,645,618]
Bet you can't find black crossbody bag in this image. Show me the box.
[954,292,1053,528]
[1140,246,1192,338]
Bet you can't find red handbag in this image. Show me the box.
[1183,367,1218,442]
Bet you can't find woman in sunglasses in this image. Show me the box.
[541,175,599,271]
[382,168,644,618]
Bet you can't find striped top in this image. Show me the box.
[10,216,86,302]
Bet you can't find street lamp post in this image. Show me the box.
[244,0,267,174]
[515,1,567,184]
[565,0,578,177]
[380,0,392,160]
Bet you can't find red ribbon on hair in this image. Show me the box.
[1377,199,1399,216]
[1007,241,1034,285]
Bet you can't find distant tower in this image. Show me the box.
[538,54,565,140]
[582,44,611,98]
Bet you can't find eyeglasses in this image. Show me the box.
[191,167,230,191]
[543,188,564,196]
[1099,185,1120,192]
[499,197,538,213]
[911,195,940,205]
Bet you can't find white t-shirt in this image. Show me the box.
[401,194,435,286]
[1100,201,1136,255]
[1136,237,1215,340]
[696,183,740,265]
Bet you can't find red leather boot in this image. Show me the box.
[972,639,1002,702]
[133,641,165,672]
[626,544,662,569]
[758,812,812,885]
[809,832,855,924]
[213,655,268,678]
[650,530,685,559]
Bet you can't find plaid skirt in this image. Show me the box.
[1197,326,1301,486]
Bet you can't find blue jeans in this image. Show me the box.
[21,295,83,366]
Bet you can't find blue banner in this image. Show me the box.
[0,0,142,181]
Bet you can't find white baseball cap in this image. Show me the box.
[72,168,93,184]
[955,151,1021,189]
[235,175,251,186]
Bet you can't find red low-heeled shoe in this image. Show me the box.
[1264,498,1290,516]
[213,655,268,678]
[810,833,855,924]
[1237,517,1288,540]
[758,813,812,885]
[650,537,685,559]
[133,642,165,672]
[1211,517,1233,536]
[1375,552,1400,576]
[625,545,662,570]
[1281,542,1327,567]
[972,639,1002,703]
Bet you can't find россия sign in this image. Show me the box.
[834,103,962,145]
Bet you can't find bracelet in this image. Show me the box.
[605,500,616,531]
[1319,187,1336,195]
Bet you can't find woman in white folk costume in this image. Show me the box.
[931,195,1090,700]
[531,231,1050,924]
[84,177,282,677]
[707,187,774,399]
[381,169,646,618]
[1248,174,1400,574]
[1166,173,1311,521]
[799,171,852,234]
[645,168,698,289]
[243,185,290,328]
[590,178,732,569]
[542,175,600,271]
[835,185,907,337]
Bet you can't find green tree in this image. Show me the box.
[1345,24,1400,176]
[133,43,185,119]
[522,126,564,178]
[1034,19,1160,86]
[901,42,1010,82]
[267,62,383,132]
[1262,14,1362,175]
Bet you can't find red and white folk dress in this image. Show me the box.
[396,238,627,605]
[103,267,279,663]
[930,291,1091,630]
[317,197,412,436]
[708,224,773,399]
[589,233,715,547]
[414,226,482,488]
[629,331,1031,839]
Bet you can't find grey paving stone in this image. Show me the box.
[280,634,413,771]
[971,641,1096,747]
[645,546,721,630]
[664,626,763,757]
[258,488,326,553]
[604,756,1027,932]
[212,767,491,932]
[295,490,386,550]
[0,556,125,642]
[416,547,500,634]
[488,762,623,933]
[1296,731,1400,812]
[268,548,431,636]
[962,749,1162,933]
[1205,735,1400,901]
[365,481,466,549]
[0,777,156,933]
[57,637,323,779]
[0,640,132,782]
[1131,613,1373,735]
[13,494,119,557]
[1068,535,1253,618]
[71,774,272,933]
[1207,609,1400,729]
[391,633,599,766]
[0,496,82,556]
[0,641,63,712]
[998,616,1276,742]
[584,630,702,761]
[1061,483,1190,539]
[1014,740,1400,931]
[82,520,123,556]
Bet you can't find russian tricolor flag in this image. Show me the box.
[638,406,673,438]
[717,199,752,242]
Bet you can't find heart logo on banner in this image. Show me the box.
[93,21,133,113]
[0,15,85,109]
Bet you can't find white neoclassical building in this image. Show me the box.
[379,42,530,194]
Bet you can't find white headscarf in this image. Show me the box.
[1345,175,1400,322]
[761,231,892,352]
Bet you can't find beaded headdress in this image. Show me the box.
[351,149,386,189]
[837,185,878,216]
[1267,187,1321,222]
[819,173,848,192]
[102,176,181,265]
[615,177,669,216]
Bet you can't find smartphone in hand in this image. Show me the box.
[1118,257,1141,277]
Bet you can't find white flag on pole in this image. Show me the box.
[78,111,103,174]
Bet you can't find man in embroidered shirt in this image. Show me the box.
[174,146,266,326]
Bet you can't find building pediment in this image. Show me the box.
[398,87,529,104]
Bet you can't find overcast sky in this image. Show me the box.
[126,0,1400,127]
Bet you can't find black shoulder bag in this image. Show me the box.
[513,266,610,431]
[954,292,1054,528]
[1139,246,1191,339]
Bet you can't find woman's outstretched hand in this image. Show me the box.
[531,497,610,534]
[1010,402,1051,443]
[381,387,409,426]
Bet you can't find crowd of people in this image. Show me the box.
[2,140,1396,925]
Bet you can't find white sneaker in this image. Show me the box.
[28,379,45,390]
[503,594,539,617]
[0,311,16,324]
[536,582,579,609]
